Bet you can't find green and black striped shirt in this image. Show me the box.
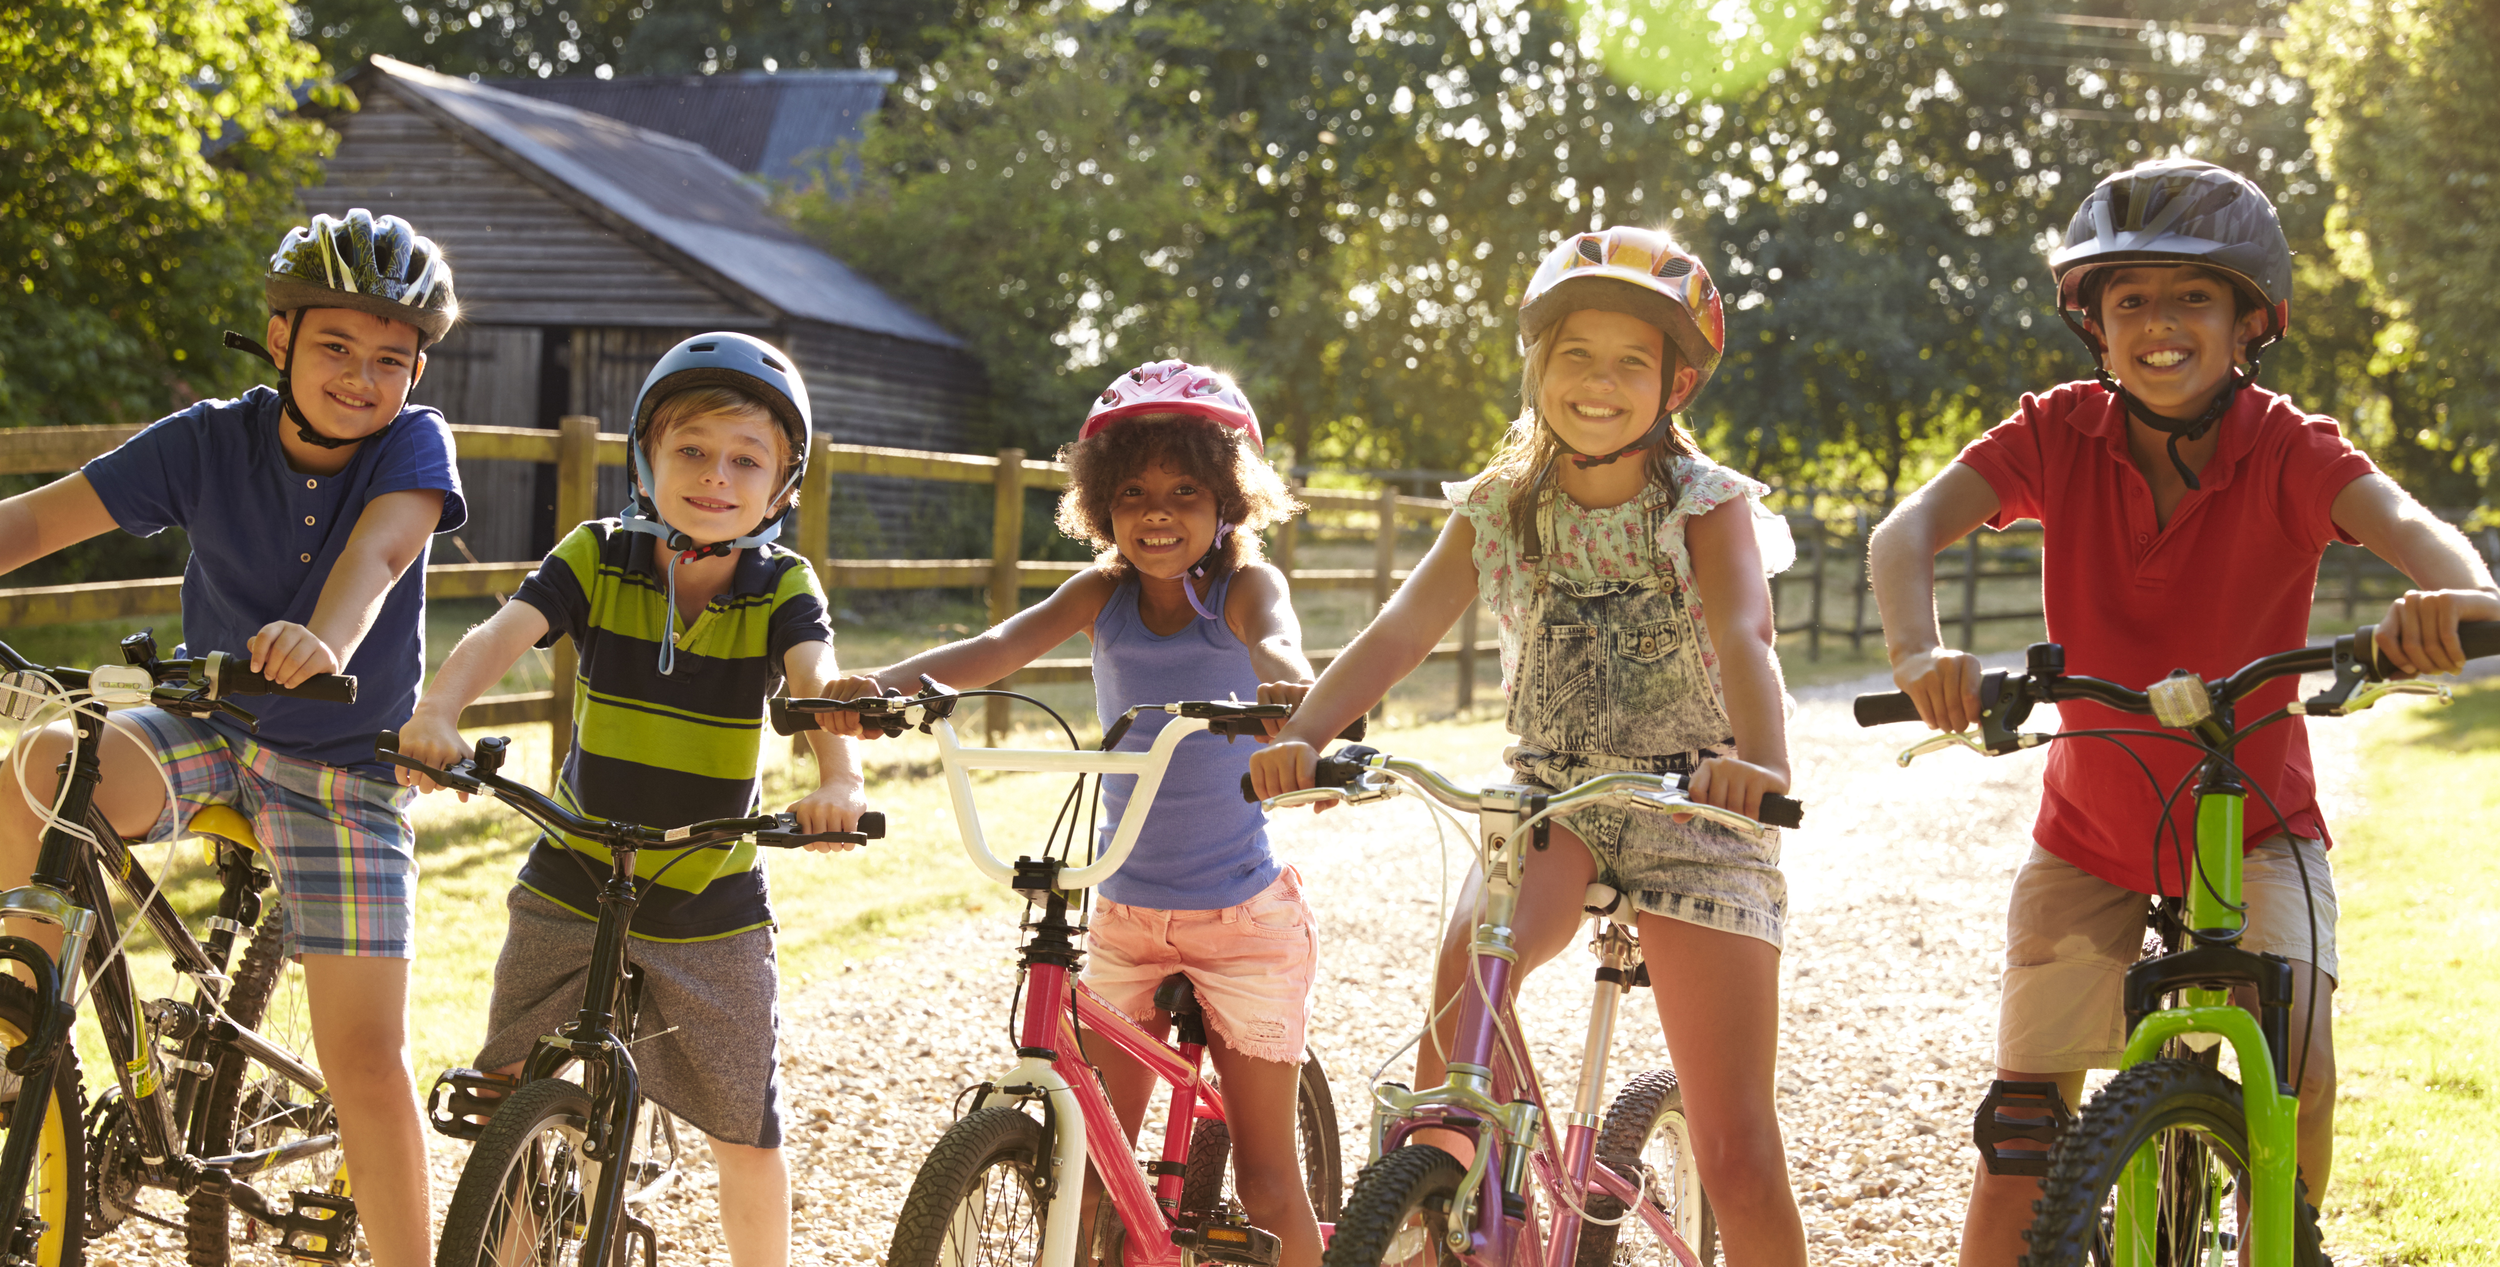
[511,520,830,940]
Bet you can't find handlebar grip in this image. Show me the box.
[857,811,886,840]
[215,657,357,702]
[2462,621,2500,661]
[1853,692,1924,727]
[755,809,888,848]
[1235,747,1378,803]
[769,699,819,735]
[1756,793,1805,830]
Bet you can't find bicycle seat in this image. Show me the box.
[1583,883,1634,926]
[187,804,264,860]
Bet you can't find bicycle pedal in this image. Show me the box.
[427,1066,521,1142]
[273,1189,358,1264]
[1179,1218,1281,1267]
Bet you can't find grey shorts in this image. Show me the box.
[476,888,786,1148]
[1998,836,2339,1073]
[1508,746,1787,948]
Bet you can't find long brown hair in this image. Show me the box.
[1054,415,1302,580]
[1476,328,1695,562]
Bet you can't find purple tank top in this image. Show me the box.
[1092,571,1277,910]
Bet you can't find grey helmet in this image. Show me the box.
[2046,160,2292,491]
[2049,159,2291,359]
[617,332,814,674]
[226,209,459,450]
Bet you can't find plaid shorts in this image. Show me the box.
[118,707,418,959]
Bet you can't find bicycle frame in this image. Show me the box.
[1361,785,1704,1267]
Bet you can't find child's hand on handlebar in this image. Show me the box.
[788,780,869,851]
[249,621,342,689]
[1890,645,1983,733]
[2374,589,2500,678]
[393,707,474,799]
[1253,679,1316,742]
[1685,756,1790,825]
[1246,739,1337,811]
[816,674,892,739]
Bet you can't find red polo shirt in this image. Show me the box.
[1955,380,2378,894]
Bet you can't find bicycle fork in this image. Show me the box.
[1547,913,1644,1267]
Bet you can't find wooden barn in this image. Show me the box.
[307,55,983,562]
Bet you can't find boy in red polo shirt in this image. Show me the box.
[1870,158,2500,1263]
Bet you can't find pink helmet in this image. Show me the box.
[1079,359,1263,448]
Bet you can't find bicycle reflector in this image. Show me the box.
[2148,671,2214,728]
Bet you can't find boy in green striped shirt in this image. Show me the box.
[400,333,874,1266]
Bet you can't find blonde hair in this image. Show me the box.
[1477,328,1695,561]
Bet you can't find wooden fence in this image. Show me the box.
[0,420,1488,780]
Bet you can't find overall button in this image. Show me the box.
[299,553,311,563]
[305,515,317,526]
[1641,635,1658,655]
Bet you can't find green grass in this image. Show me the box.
[2316,682,2500,1263]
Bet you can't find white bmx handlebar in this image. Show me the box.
[931,712,1213,891]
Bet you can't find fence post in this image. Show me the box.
[2343,545,2361,621]
[1961,532,1982,651]
[988,449,1028,743]
[1850,508,1870,656]
[551,415,601,786]
[1372,484,1398,721]
[1806,513,1827,663]
[1456,600,1478,711]
[798,433,832,577]
[1271,445,1298,579]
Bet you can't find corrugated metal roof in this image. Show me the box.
[367,58,957,348]
[494,69,892,185]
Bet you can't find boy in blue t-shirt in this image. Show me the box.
[0,209,464,1267]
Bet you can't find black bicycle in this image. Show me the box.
[373,731,881,1267]
[0,629,363,1267]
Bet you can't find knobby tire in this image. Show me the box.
[889,1106,1049,1267]
[187,895,341,1266]
[1320,1145,1466,1267]
[0,975,85,1267]
[435,1078,599,1267]
[1575,1069,1716,1267]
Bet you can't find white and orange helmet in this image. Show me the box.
[1080,360,1262,448]
[1520,226,1727,414]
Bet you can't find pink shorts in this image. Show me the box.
[1083,867,1318,1066]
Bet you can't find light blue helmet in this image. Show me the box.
[617,332,814,673]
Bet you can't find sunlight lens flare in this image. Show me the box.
[1573,0,1826,100]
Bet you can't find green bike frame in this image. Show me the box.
[2109,786,2299,1267]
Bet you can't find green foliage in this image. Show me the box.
[0,0,334,429]
[294,0,997,79]
[2284,0,2500,502]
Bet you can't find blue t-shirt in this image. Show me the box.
[83,386,466,775]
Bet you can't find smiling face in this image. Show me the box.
[1106,459,1223,581]
[2091,264,2270,417]
[1534,308,1698,456]
[644,407,792,546]
[268,307,426,443]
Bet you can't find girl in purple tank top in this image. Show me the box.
[866,360,1324,1267]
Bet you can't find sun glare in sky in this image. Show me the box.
[1573,0,1827,99]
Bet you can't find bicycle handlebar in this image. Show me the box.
[371,732,884,850]
[0,632,356,733]
[1245,745,1805,831]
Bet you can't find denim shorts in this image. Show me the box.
[1508,745,1788,949]
[118,707,418,959]
[1997,836,2339,1073]
[1083,866,1318,1066]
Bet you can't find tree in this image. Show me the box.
[2284,0,2500,501]
[1,0,333,430]
[293,0,999,79]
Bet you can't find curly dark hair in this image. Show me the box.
[1054,415,1301,580]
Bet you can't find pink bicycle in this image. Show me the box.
[769,682,1359,1267]
[1251,746,1801,1267]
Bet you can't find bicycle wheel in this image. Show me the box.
[0,975,86,1267]
[1320,1145,1465,1267]
[1575,1069,1716,1267]
[889,1105,1050,1267]
[2024,1058,2324,1267]
[187,896,343,1266]
[435,1078,599,1267]
[1179,1050,1346,1224]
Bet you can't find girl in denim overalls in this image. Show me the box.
[1253,226,1808,1264]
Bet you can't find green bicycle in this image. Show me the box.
[1856,622,2498,1267]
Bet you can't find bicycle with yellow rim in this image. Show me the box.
[0,630,357,1267]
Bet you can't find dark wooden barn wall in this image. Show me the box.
[412,324,544,561]
[308,90,765,330]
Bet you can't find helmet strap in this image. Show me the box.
[229,312,390,452]
[1182,523,1237,621]
[615,443,797,671]
[1551,413,1671,469]
[2094,352,2263,493]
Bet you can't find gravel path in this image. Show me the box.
[91,663,2376,1266]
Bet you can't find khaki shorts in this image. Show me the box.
[1998,836,2338,1073]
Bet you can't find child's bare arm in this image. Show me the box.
[783,638,868,841]
[2332,473,2500,675]
[1686,498,1789,818]
[0,474,118,579]
[869,570,1114,693]
[253,488,444,686]
[396,600,550,793]
[1869,464,2000,731]
[1223,562,1316,739]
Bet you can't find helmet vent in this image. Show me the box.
[690,342,718,352]
[1576,237,1606,263]
[1655,257,1693,278]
